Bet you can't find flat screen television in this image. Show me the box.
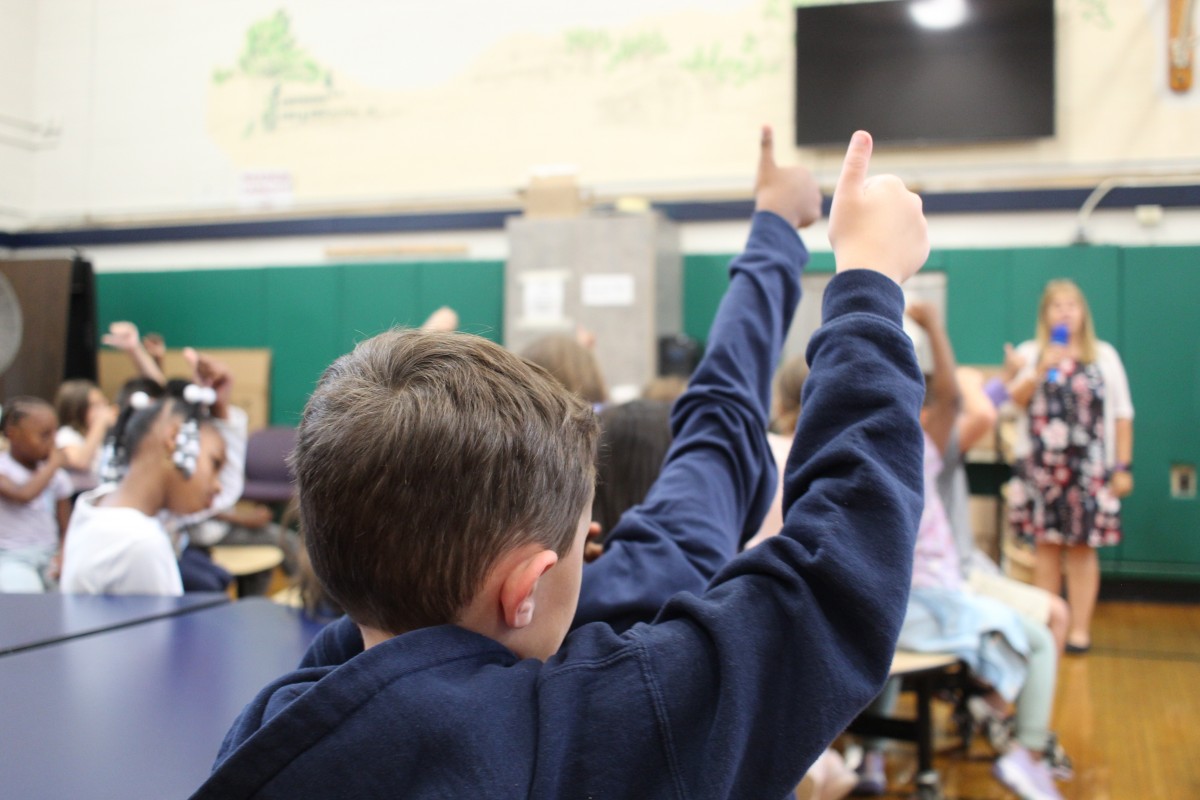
[794,0,1055,147]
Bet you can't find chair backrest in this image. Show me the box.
[244,426,297,484]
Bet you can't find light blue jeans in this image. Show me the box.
[0,547,56,592]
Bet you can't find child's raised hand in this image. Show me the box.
[420,306,459,333]
[46,447,67,470]
[102,321,141,352]
[754,125,823,230]
[142,332,167,364]
[87,401,119,432]
[184,347,233,418]
[905,301,940,331]
[828,131,928,284]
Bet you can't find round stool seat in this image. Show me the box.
[210,545,285,577]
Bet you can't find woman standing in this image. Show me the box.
[1008,280,1134,654]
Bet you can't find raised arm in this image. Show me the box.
[907,301,959,455]
[102,321,167,387]
[574,127,822,630]
[172,350,247,527]
[574,132,929,798]
[956,366,999,454]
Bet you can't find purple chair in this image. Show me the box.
[240,426,297,505]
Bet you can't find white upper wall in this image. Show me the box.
[0,0,37,228]
[12,0,1200,228]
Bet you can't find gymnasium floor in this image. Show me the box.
[866,600,1200,798]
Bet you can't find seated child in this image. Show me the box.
[98,337,249,592]
[0,397,73,592]
[853,303,1068,800]
[192,128,931,799]
[60,389,225,596]
[54,379,117,495]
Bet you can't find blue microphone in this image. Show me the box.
[1047,324,1069,383]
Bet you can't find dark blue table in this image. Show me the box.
[0,598,328,799]
[0,592,230,655]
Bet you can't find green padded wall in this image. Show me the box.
[96,260,504,426]
[1109,247,1200,578]
[95,245,1200,580]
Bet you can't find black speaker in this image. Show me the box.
[63,255,97,382]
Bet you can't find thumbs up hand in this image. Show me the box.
[828,130,928,284]
[753,125,823,230]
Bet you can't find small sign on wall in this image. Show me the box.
[581,274,635,307]
[517,270,569,330]
[238,170,294,211]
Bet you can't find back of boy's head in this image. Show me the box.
[1,395,54,434]
[293,329,600,636]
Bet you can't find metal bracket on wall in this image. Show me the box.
[1073,174,1200,244]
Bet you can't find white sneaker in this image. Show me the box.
[993,747,1064,800]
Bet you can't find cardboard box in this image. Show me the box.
[98,348,272,432]
[521,174,589,218]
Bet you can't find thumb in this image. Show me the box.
[834,130,873,199]
[756,124,776,180]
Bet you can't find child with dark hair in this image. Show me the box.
[591,399,673,537]
[0,397,73,592]
[60,390,225,596]
[193,128,930,799]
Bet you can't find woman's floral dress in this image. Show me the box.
[1008,359,1121,547]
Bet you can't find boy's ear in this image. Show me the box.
[499,549,559,629]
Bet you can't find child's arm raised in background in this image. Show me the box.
[102,321,167,387]
[574,126,822,630]
[545,131,928,798]
[171,349,247,525]
[956,366,999,454]
[907,300,959,455]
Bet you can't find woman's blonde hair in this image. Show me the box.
[1035,279,1097,364]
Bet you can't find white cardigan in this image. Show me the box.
[1011,339,1134,468]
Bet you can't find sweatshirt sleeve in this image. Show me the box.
[622,270,924,798]
[574,211,806,631]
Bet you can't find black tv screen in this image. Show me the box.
[795,0,1055,147]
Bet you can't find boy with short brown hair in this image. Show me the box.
[194,128,930,799]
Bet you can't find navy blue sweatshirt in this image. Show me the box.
[192,212,924,799]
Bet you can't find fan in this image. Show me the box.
[0,272,23,375]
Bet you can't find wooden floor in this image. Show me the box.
[867,601,1200,799]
